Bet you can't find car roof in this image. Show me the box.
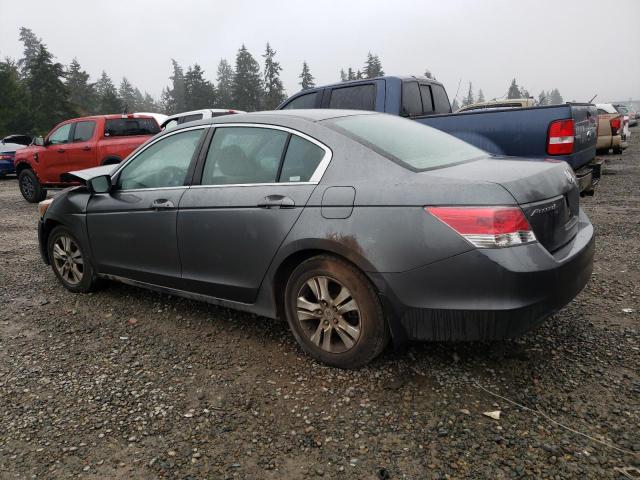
[60,113,157,122]
[307,74,445,90]
[163,108,246,121]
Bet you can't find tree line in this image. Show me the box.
[454,78,564,111]
[0,27,565,137]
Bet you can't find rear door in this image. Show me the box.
[65,120,98,171]
[177,124,331,302]
[86,126,206,288]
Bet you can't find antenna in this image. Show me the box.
[588,94,597,104]
[453,78,462,102]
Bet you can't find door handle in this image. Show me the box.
[57,148,65,153]
[151,199,175,210]
[258,195,295,209]
[82,146,91,151]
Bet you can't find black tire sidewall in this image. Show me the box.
[47,226,95,293]
[19,169,46,203]
[284,256,388,368]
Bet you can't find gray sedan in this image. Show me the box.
[37,110,595,368]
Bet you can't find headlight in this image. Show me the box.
[38,198,53,217]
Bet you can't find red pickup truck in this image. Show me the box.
[14,114,160,202]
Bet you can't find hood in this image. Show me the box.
[60,164,117,183]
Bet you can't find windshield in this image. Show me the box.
[326,114,485,171]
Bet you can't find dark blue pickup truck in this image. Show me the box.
[278,75,601,194]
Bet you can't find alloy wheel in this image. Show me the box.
[296,276,361,353]
[20,174,35,199]
[52,235,84,285]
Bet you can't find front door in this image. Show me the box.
[178,125,330,303]
[86,127,206,288]
[39,122,73,183]
[65,120,98,172]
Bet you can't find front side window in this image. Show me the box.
[73,121,96,142]
[328,84,375,111]
[48,123,72,145]
[105,118,160,137]
[282,92,318,110]
[162,119,179,130]
[279,135,325,182]
[117,129,203,190]
[328,114,484,171]
[202,127,288,185]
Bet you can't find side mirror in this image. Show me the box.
[87,175,112,194]
[34,136,45,146]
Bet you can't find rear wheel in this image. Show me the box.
[613,147,623,154]
[18,169,47,203]
[284,255,389,368]
[47,226,97,293]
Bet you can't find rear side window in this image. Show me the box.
[104,118,160,137]
[401,82,422,117]
[202,127,288,185]
[282,92,318,109]
[420,85,434,113]
[73,121,95,142]
[180,113,203,124]
[279,136,325,182]
[328,114,484,171]
[431,84,452,113]
[329,84,375,111]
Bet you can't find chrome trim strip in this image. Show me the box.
[189,181,316,189]
[106,186,188,194]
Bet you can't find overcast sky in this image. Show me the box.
[1,0,639,104]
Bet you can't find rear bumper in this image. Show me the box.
[379,209,595,341]
[0,159,15,175]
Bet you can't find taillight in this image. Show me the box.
[547,119,574,155]
[610,117,621,135]
[426,206,536,248]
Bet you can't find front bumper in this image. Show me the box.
[379,209,595,341]
[0,159,15,175]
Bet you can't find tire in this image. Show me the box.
[284,255,389,368]
[18,168,47,203]
[613,147,623,154]
[47,226,97,293]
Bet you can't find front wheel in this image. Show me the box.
[47,226,97,292]
[18,169,47,203]
[284,255,389,368]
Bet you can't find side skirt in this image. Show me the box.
[98,273,269,318]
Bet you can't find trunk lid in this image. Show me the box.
[430,157,580,252]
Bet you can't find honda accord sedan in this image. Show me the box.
[37,110,595,368]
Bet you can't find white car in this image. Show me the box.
[160,109,245,130]
[135,112,168,128]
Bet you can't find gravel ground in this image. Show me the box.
[1,137,638,480]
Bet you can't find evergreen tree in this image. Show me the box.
[347,68,356,80]
[476,88,485,103]
[461,82,474,107]
[184,64,216,110]
[424,69,436,80]
[451,98,460,112]
[164,59,186,114]
[363,52,384,78]
[299,61,315,90]
[17,27,42,75]
[215,59,234,108]
[95,71,122,114]
[119,77,137,112]
[340,69,347,82]
[65,58,96,115]
[232,45,263,112]
[139,92,158,112]
[133,88,145,111]
[0,58,32,135]
[507,78,520,99]
[356,70,363,80]
[24,44,74,133]
[519,86,530,98]
[262,43,286,109]
[537,90,548,106]
[549,88,563,104]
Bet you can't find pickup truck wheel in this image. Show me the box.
[47,226,97,293]
[284,255,389,369]
[613,147,623,154]
[18,169,47,203]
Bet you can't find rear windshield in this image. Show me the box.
[327,114,485,171]
[104,118,160,137]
